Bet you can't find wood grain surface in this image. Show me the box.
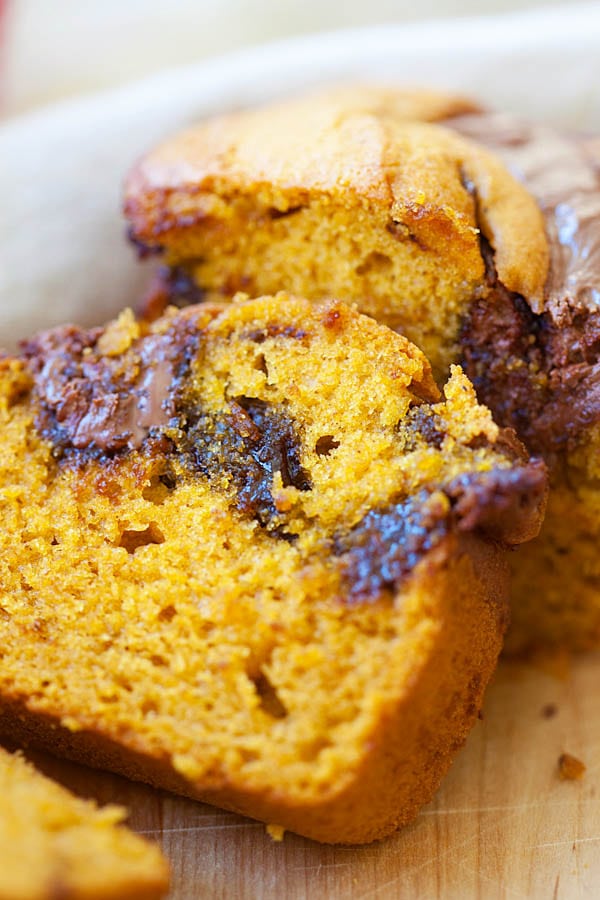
[14,652,600,900]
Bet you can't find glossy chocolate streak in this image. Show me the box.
[335,491,448,600]
[335,461,547,602]
[21,323,196,455]
[449,113,600,317]
[21,315,311,535]
[448,113,600,457]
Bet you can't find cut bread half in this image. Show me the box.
[0,296,546,842]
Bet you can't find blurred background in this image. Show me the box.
[0,0,576,119]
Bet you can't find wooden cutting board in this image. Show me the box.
[20,652,600,899]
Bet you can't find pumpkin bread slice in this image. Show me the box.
[0,746,168,900]
[0,295,546,843]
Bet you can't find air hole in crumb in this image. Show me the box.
[150,654,167,667]
[119,522,165,554]
[299,737,332,762]
[142,476,171,505]
[32,618,48,639]
[158,604,177,623]
[254,353,269,376]
[239,748,259,763]
[159,472,177,491]
[5,382,30,410]
[386,220,410,240]
[356,251,393,275]
[252,672,287,719]
[466,433,490,450]
[268,205,303,220]
[315,435,340,456]
[141,699,158,716]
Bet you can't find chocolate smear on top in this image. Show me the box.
[449,113,600,463]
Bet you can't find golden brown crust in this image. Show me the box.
[125,86,482,212]
[299,84,483,122]
[124,85,548,317]
[460,145,548,305]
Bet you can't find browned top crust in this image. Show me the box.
[448,113,600,318]
[124,85,548,308]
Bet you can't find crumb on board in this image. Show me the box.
[541,703,558,719]
[558,753,586,781]
[266,824,285,841]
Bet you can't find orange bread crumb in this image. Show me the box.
[557,752,586,781]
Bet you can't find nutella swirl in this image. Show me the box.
[449,113,600,460]
[21,321,196,455]
[449,113,600,319]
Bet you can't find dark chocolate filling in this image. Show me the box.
[127,225,163,260]
[21,320,311,536]
[334,491,448,601]
[403,405,445,449]
[175,396,311,535]
[21,318,198,460]
[335,461,547,602]
[137,265,207,323]
[21,309,546,595]
[155,265,206,309]
[448,113,600,462]
[460,247,600,461]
